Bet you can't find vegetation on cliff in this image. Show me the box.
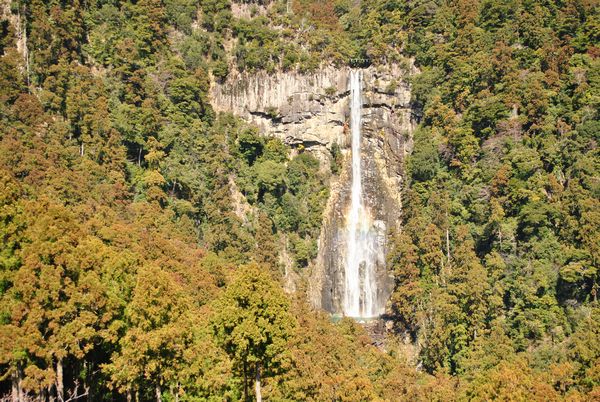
[389,0,600,396]
[0,0,598,400]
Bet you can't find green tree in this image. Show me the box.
[212,263,295,401]
[387,231,422,336]
[238,128,264,165]
[106,264,193,401]
[254,212,280,273]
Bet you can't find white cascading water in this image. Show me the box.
[343,70,382,318]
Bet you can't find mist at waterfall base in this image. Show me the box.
[339,70,385,321]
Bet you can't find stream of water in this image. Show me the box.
[343,71,382,319]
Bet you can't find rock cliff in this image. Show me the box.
[211,63,417,314]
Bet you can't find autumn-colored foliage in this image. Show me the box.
[1,0,599,400]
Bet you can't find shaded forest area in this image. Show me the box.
[0,0,599,400]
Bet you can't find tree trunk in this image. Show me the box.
[155,384,162,402]
[11,368,19,402]
[138,147,142,166]
[254,363,262,402]
[243,360,248,402]
[46,385,54,402]
[126,386,132,402]
[85,360,92,402]
[174,382,180,402]
[56,358,64,402]
[445,227,450,263]
[18,363,24,402]
[445,211,451,264]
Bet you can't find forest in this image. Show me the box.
[0,0,598,400]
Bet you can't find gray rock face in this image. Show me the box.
[211,63,416,315]
[212,66,350,168]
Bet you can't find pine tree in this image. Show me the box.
[212,263,295,401]
[387,231,422,336]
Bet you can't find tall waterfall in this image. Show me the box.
[343,71,383,318]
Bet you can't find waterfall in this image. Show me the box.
[343,71,383,319]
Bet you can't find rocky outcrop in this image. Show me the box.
[212,66,350,168]
[211,62,417,315]
[2,0,29,79]
[230,1,271,19]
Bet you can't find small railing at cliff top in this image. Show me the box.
[349,58,371,67]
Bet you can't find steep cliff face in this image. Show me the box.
[211,63,416,314]
[211,66,350,168]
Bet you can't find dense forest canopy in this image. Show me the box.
[0,0,599,400]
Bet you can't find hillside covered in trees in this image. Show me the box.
[1,0,599,401]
